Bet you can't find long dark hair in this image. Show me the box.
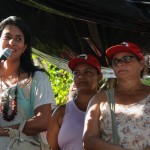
[0,16,47,76]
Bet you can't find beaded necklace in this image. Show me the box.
[0,72,20,121]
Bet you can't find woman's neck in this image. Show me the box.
[0,61,20,78]
[75,91,97,111]
[116,79,144,92]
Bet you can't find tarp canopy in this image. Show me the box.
[0,0,150,73]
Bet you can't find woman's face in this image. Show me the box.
[73,63,101,93]
[0,25,27,61]
[111,52,144,78]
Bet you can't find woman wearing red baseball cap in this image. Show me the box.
[47,54,102,150]
[83,42,150,150]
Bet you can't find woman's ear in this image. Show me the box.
[140,59,146,70]
[98,73,103,80]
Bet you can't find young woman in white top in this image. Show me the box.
[0,16,56,149]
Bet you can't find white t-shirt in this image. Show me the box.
[0,71,56,149]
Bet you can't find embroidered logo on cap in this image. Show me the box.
[77,54,88,59]
[121,42,129,47]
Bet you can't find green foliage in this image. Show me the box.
[142,78,150,86]
[33,55,73,105]
[47,63,73,105]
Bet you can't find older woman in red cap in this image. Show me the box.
[47,54,102,150]
[83,42,150,150]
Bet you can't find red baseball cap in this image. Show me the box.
[68,54,101,74]
[106,42,144,60]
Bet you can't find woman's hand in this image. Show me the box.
[0,127,9,136]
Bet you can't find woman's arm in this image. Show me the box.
[0,104,51,136]
[46,105,65,150]
[22,103,52,135]
[22,71,55,135]
[83,92,126,150]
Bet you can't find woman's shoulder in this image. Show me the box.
[33,71,46,77]
[52,104,66,118]
[32,71,49,81]
[89,90,107,106]
[52,104,66,126]
[95,90,107,101]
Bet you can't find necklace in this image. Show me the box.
[0,72,20,121]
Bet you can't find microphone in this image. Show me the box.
[0,48,12,61]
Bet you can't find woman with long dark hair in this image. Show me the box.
[0,16,56,149]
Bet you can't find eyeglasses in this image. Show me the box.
[111,56,137,67]
[72,69,98,78]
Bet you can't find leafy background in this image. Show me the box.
[33,54,73,105]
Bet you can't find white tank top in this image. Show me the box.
[58,100,85,150]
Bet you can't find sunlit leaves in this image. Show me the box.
[33,55,73,105]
